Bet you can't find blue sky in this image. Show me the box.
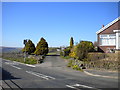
[2,2,118,47]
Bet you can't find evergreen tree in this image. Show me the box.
[34,37,48,55]
[22,39,36,54]
[70,37,74,48]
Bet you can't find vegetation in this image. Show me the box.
[60,47,70,57]
[70,37,74,49]
[67,60,83,71]
[34,37,49,55]
[85,53,119,70]
[25,58,37,64]
[22,39,36,54]
[75,41,94,60]
[61,40,94,61]
[2,53,37,64]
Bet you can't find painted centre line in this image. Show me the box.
[10,65,21,70]
[26,71,55,80]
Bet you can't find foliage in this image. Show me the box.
[34,37,49,55]
[60,47,70,57]
[67,60,83,71]
[2,53,37,64]
[64,47,70,56]
[70,37,74,48]
[75,41,94,60]
[25,58,37,64]
[22,39,36,54]
[69,46,77,58]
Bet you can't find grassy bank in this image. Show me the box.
[1,53,37,64]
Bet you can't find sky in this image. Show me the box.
[2,2,119,47]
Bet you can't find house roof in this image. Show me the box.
[96,17,120,34]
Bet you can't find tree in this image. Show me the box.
[22,39,36,54]
[75,41,94,60]
[70,37,74,48]
[34,37,48,55]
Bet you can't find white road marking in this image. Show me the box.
[66,85,77,89]
[25,64,36,67]
[26,71,55,80]
[10,65,21,69]
[5,62,19,65]
[74,84,93,88]
[66,83,95,90]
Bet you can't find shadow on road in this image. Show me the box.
[1,68,20,80]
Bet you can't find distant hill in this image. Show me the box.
[0,47,22,53]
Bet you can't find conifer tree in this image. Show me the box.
[34,37,48,55]
[70,37,74,48]
[22,39,36,54]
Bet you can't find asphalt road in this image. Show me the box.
[1,56,119,89]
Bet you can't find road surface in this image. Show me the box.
[0,56,118,89]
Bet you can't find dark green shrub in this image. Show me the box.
[22,39,36,54]
[34,37,49,55]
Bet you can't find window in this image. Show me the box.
[99,34,116,46]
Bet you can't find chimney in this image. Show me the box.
[102,25,104,28]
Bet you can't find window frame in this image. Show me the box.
[99,34,116,46]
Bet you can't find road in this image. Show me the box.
[1,56,118,89]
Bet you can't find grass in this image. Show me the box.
[24,58,37,64]
[2,57,37,64]
[47,52,57,55]
[2,53,37,64]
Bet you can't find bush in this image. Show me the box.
[64,48,70,56]
[75,41,94,60]
[60,47,70,57]
[34,37,49,55]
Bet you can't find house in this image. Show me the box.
[96,17,120,53]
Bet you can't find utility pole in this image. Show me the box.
[23,39,28,62]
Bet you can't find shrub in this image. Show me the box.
[64,48,70,56]
[34,37,49,55]
[22,39,36,54]
[75,41,94,60]
[69,46,77,58]
[60,47,70,57]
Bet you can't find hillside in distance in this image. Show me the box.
[0,46,22,53]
